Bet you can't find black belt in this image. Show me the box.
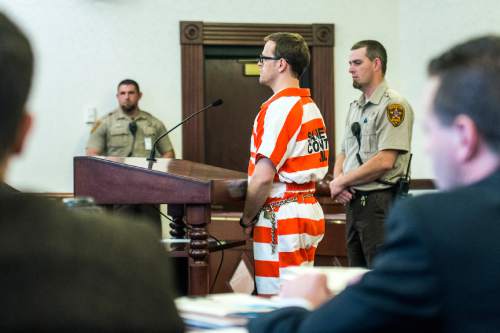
[354,187,395,197]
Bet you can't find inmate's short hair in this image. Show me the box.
[0,12,34,160]
[264,32,310,79]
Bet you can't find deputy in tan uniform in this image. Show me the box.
[86,79,175,158]
[86,79,175,234]
[330,40,414,268]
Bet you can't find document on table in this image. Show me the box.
[280,266,369,294]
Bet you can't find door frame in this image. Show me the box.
[180,21,335,170]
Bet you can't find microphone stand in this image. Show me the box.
[146,99,223,169]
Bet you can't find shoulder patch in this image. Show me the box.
[386,103,405,127]
[90,120,102,134]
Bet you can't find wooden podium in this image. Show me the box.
[73,156,247,295]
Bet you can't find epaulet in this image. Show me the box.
[139,109,152,117]
[136,110,155,122]
[101,110,115,119]
[384,88,404,103]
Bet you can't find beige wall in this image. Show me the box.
[399,0,500,178]
[1,0,497,191]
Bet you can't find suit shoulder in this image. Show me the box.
[388,193,444,228]
[393,192,447,214]
[0,193,156,245]
[75,210,159,244]
[389,190,472,232]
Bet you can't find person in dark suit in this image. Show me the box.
[0,11,184,332]
[248,35,500,333]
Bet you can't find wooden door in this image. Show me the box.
[204,55,270,172]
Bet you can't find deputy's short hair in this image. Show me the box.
[117,79,141,93]
[351,40,388,76]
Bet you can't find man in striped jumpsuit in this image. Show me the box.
[240,32,329,295]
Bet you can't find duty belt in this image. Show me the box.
[260,193,315,254]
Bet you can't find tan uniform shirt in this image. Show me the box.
[341,80,414,191]
[86,108,174,157]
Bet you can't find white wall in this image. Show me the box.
[399,0,500,178]
[1,0,402,192]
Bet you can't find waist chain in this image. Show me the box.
[260,193,314,254]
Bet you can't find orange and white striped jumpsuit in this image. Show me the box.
[248,87,329,295]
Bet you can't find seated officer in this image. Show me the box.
[86,79,175,158]
[85,79,174,233]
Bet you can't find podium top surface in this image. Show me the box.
[91,156,246,181]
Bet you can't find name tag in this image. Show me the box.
[144,137,152,150]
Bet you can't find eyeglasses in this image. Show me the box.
[257,54,281,63]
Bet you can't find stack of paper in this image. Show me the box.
[176,267,369,330]
[280,266,369,294]
[175,293,283,330]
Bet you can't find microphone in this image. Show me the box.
[351,122,363,165]
[351,122,361,146]
[128,121,138,157]
[129,121,137,136]
[146,99,224,169]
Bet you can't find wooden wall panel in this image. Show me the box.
[311,45,335,169]
[181,44,205,163]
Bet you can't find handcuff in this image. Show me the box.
[239,216,258,228]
